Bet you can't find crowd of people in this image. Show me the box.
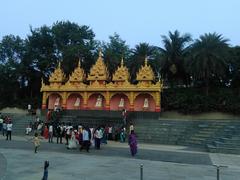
[0,110,138,157]
[25,117,137,156]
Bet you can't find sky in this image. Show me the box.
[0,0,240,47]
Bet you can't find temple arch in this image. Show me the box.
[47,93,63,110]
[110,93,130,111]
[66,93,83,110]
[134,93,155,111]
[87,93,106,110]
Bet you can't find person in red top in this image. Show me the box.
[43,125,49,139]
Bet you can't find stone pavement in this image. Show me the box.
[0,135,240,180]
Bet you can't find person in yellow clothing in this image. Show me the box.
[33,132,42,153]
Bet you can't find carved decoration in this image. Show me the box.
[87,50,109,81]
[112,58,129,82]
[49,62,66,83]
[136,57,154,81]
[68,59,85,83]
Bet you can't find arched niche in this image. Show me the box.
[66,93,83,110]
[134,93,155,111]
[110,93,130,111]
[87,93,106,110]
[47,93,62,110]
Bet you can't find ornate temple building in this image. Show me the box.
[41,51,163,112]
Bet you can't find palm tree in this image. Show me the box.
[128,43,159,82]
[187,33,229,95]
[160,30,192,86]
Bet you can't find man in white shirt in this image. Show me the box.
[65,123,73,145]
[6,121,13,141]
[48,124,53,143]
[80,127,90,152]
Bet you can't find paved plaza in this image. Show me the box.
[0,135,240,180]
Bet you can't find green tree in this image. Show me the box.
[228,46,240,89]
[187,33,229,95]
[128,43,159,82]
[102,33,130,77]
[159,30,192,86]
[52,21,97,75]
[0,35,26,105]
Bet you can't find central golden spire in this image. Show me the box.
[87,49,109,81]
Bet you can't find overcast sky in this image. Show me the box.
[0,0,239,47]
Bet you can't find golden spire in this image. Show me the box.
[136,56,155,81]
[78,58,81,67]
[112,57,129,82]
[87,49,109,81]
[49,61,65,83]
[58,61,61,69]
[144,56,148,66]
[98,48,103,58]
[121,57,124,67]
[68,58,85,83]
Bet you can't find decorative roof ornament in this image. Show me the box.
[49,61,66,83]
[68,58,86,83]
[136,56,155,81]
[112,57,129,82]
[87,49,109,81]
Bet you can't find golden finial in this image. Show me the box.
[78,58,81,67]
[57,61,61,69]
[144,56,148,66]
[98,48,103,58]
[121,57,124,67]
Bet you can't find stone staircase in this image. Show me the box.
[131,112,240,153]
[1,113,36,135]
[53,110,123,128]
[182,121,230,147]
[206,121,240,154]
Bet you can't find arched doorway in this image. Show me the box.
[134,93,155,111]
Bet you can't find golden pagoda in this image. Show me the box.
[112,58,129,84]
[87,50,109,84]
[66,59,86,87]
[41,51,163,112]
[47,62,66,87]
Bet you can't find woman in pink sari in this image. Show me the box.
[128,130,137,156]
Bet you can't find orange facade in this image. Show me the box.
[41,51,163,112]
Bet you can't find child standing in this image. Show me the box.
[33,132,41,153]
